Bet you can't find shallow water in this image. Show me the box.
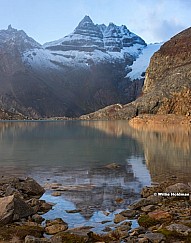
[0,120,190,232]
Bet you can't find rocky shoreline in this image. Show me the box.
[0,176,191,242]
[129,114,191,126]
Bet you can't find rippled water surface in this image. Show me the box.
[0,120,190,232]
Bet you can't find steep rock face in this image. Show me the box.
[0,25,40,76]
[45,16,104,52]
[143,28,191,93]
[102,23,146,53]
[45,16,146,56]
[137,27,191,115]
[0,108,26,120]
[0,17,157,118]
[81,27,191,119]
[0,26,45,118]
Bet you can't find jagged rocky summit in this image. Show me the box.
[80,27,191,120]
[0,16,160,119]
[44,15,146,54]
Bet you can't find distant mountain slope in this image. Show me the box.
[80,27,191,120]
[0,107,26,120]
[0,16,160,118]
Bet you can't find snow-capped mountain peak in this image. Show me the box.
[73,15,103,39]
[76,15,94,28]
[0,16,162,118]
[44,16,146,60]
[0,25,41,52]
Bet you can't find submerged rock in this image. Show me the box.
[114,213,127,224]
[104,162,121,169]
[51,191,61,197]
[65,209,82,213]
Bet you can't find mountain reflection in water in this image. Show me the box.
[0,120,190,183]
[0,120,190,229]
[128,121,191,182]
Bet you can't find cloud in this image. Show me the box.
[130,2,189,43]
[143,17,186,43]
[152,19,185,41]
[0,0,190,44]
[177,0,191,7]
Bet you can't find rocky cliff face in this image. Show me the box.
[0,16,159,119]
[44,16,146,56]
[141,27,191,116]
[0,108,26,120]
[81,27,191,120]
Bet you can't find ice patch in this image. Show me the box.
[127,43,162,80]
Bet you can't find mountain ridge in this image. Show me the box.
[0,16,160,119]
[80,27,191,120]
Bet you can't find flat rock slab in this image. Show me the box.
[148,210,172,222]
[25,235,51,243]
[166,223,191,236]
[66,226,94,236]
[129,196,162,210]
[45,218,68,235]
[120,209,138,218]
[65,209,82,213]
[144,232,166,243]
[45,224,68,235]
[114,213,127,224]
[165,183,191,193]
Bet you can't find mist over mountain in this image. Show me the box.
[0,16,160,118]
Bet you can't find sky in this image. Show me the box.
[0,0,190,44]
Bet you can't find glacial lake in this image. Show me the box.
[0,120,190,232]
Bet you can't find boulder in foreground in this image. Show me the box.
[0,195,34,226]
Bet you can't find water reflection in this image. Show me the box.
[0,120,190,229]
[0,121,150,229]
[0,120,190,182]
[41,164,142,219]
[81,120,191,182]
[0,121,143,170]
[39,163,144,231]
[129,122,191,182]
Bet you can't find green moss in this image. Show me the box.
[87,231,113,242]
[51,232,87,243]
[51,231,113,243]
[157,228,175,238]
[157,228,191,243]
[138,214,160,228]
[0,224,44,241]
[183,222,191,228]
